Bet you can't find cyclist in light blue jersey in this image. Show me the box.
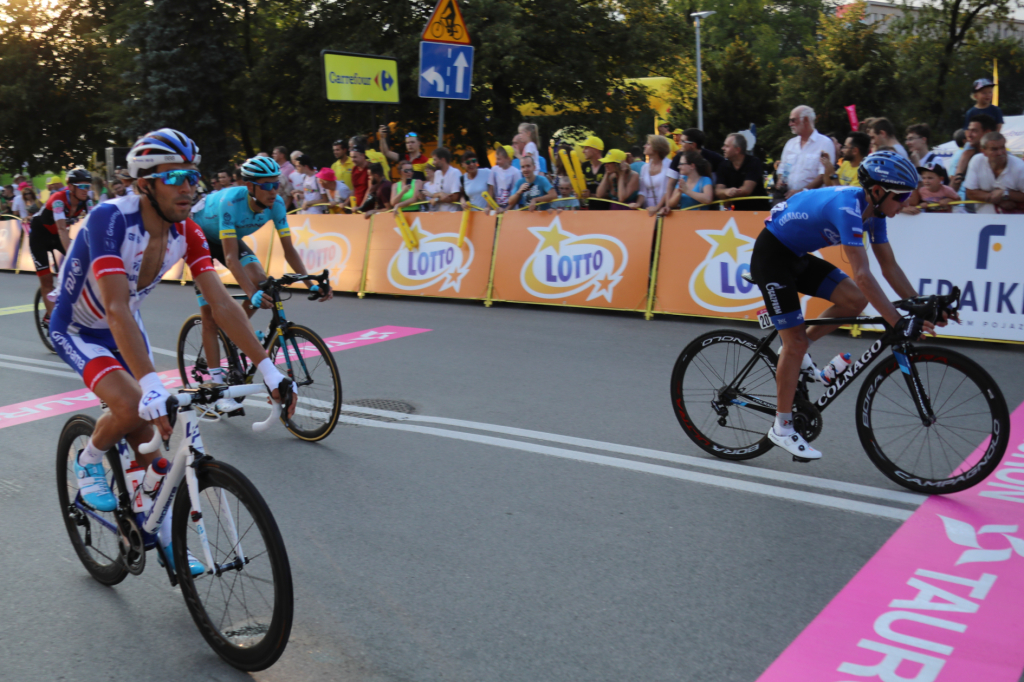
[191,156,332,413]
[749,151,941,460]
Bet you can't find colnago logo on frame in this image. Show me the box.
[688,218,765,313]
[289,219,352,281]
[519,216,626,302]
[387,217,473,292]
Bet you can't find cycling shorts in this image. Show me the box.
[50,312,151,392]
[29,219,66,274]
[749,228,848,330]
[195,238,258,307]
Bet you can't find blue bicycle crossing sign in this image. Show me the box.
[418,42,474,100]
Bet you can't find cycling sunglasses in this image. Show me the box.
[248,180,281,191]
[143,169,202,186]
[72,183,91,191]
[892,191,912,203]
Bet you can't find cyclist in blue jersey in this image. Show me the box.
[191,156,332,414]
[750,151,940,460]
[50,129,297,575]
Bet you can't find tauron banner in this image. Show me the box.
[491,211,655,311]
[652,211,846,322]
[363,212,495,299]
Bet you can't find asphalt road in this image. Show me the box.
[0,271,1021,682]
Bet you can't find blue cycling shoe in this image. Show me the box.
[74,450,117,512]
[157,541,206,577]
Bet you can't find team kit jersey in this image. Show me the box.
[191,185,290,245]
[752,186,884,330]
[50,195,216,390]
[33,189,91,234]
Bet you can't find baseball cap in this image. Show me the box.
[973,78,994,92]
[672,129,683,135]
[582,136,605,151]
[494,142,514,158]
[17,181,31,191]
[315,167,336,181]
[917,161,948,182]
[599,149,627,164]
[47,176,62,185]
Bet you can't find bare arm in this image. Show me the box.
[97,273,157,380]
[379,126,399,163]
[56,218,71,250]
[844,244,902,326]
[221,237,264,303]
[871,241,917,300]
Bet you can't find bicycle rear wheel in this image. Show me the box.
[173,459,293,672]
[670,330,778,460]
[267,324,342,441]
[55,415,128,586]
[35,287,55,353]
[856,347,1009,494]
[177,314,233,388]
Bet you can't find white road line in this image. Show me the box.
[0,353,73,370]
[0,360,78,380]
[326,411,912,521]
[340,405,926,506]
[151,346,194,362]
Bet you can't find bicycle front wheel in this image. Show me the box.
[173,459,293,672]
[268,324,342,441]
[55,415,128,585]
[856,347,1009,494]
[177,314,232,388]
[35,287,55,353]
[670,330,778,460]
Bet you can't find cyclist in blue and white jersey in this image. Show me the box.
[191,156,332,413]
[750,151,939,461]
[50,129,297,575]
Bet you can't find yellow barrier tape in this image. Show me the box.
[457,210,471,248]
[559,150,586,199]
[394,209,419,250]
[482,191,500,211]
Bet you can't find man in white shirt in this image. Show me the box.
[964,132,1024,214]
[10,174,28,217]
[779,105,835,198]
[429,147,462,212]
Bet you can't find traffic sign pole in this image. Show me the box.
[438,99,445,148]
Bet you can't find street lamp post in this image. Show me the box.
[691,11,715,130]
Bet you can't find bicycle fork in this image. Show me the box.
[890,343,936,426]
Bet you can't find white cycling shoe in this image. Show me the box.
[768,428,822,461]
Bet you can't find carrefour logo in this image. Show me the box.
[374,70,395,91]
[519,217,626,302]
[387,218,472,292]
[688,219,763,313]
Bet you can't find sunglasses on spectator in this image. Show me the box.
[143,169,201,186]
[400,167,413,173]
[465,158,478,164]
[248,180,281,190]
[72,183,91,190]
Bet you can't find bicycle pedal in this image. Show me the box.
[792,455,814,463]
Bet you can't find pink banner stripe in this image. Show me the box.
[0,325,430,430]
[757,401,1024,682]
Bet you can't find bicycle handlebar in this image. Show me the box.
[893,286,961,324]
[259,269,331,301]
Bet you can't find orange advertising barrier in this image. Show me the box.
[262,214,370,292]
[362,212,495,300]
[650,211,852,321]
[489,210,656,311]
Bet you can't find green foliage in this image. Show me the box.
[701,38,778,152]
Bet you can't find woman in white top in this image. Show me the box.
[518,122,541,166]
[634,134,670,216]
[293,154,326,214]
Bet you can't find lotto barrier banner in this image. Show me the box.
[362,212,495,300]
[651,211,850,322]
[489,211,656,311]
[263,214,370,292]
[862,214,1024,342]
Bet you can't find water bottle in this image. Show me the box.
[141,457,170,502]
[820,353,852,386]
[126,464,147,512]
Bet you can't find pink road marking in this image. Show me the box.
[0,325,430,431]
[757,401,1024,682]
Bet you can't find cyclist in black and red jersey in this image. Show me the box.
[30,168,93,316]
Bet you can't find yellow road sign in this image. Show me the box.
[322,51,400,104]
[421,0,471,45]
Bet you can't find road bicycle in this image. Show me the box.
[176,270,342,442]
[670,287,1009,494]
[34,286,55,353]
[56,384,293,671]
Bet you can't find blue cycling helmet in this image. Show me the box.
[858,150,919,193]
[127,128,201,178]
[240,156,281,179]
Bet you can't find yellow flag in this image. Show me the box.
[994,59,999,106]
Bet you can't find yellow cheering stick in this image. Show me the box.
[394,209,419,250]
[559,150,585,199]
[457,209,471,248]
[569,150,587,197]
[481,191,500,211]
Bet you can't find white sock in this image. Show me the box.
[159,508,173,547]
[209,367,226,385]
[774,413,795,435]
[79,438,106,466]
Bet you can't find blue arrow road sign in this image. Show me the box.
[419,42,474,100]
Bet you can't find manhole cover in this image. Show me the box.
[340,399,415,426]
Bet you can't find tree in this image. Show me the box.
[700,38,778,151]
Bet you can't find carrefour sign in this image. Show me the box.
[322,51,400,104]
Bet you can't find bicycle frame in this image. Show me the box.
[722,315,936,424]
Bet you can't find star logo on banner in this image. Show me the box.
[534,221,572,254]
[696,220,753,262]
